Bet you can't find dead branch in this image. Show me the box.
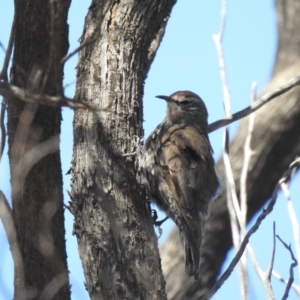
[0,12,15,81]
[61,37,96,65]
[208,75,300,133]
[272,271,300,297]
[0,81,112,111]
[200,157,300,300]
[276,235,298,300]
[0,190,25,291]
[0,8,15,163]
[247,223,276,299]
[213,1,248,297]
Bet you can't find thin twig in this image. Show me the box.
[208,75,300,133]
[39,270,69,300]
[0,99,6,163]
[0,190,25,291]
[41,0,56,92]
[201,157,300,300]
[0,7,16,163]
[0,41,5,52]
[61,37,96,64]
[266,222,276,281]
[213,0,248,298]
[272,271,300,296]
[276,235,298,300]
[240,82,256,228]
[0,10,15,81]
[212,0,231,117]
[239,83,257,298]
[63,80,75,90]
[280,172,300,285]
[247,223,275,300]
[12,135,60,197]
[223,148,244,244]
[0,81,111,112]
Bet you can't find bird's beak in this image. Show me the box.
[156,95,171,102]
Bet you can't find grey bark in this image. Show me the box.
[70,1,176,299]
[160,0,300,299]
[6,0,71,299]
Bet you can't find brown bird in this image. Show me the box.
[139,91,219,280]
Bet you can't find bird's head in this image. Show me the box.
[156,91,208,126]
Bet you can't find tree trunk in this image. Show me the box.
[7,1,71,299]
[70,1,176,299]
[160,0,300,298]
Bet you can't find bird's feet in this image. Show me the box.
[118,136,143,157]
[151,209,169,227]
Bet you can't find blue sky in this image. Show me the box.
[1,1,300,299]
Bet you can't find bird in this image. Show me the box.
[139,90,219,280]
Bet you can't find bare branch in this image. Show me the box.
[39,270,69,300]
[200,157,300,300]
[0,190,25,292]
[280,172,300,284]
[213,1,248,298]
[12,135,60,189]
[241,84,276,299]
[276,235,298,300]
[0,12,15,81]
[63,80,75,90]
[0,81,112,111]
[208,75,300,133]
[247,223,275,300]
[0,98,6,163]
[61,37,96,64]
[212,0,231,117]
[0,41,5,52]
[240,82,256,227]
[40,0,56,92]
[272,271,300,297]
[0,7,15,164]
[266,222,276,280]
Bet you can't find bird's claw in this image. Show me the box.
[151,209,169,227]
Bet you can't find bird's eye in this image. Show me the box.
[180,100,189,105]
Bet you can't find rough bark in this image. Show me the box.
[7,1,71,299]
[70,1,176,299]
[160,0,300,299]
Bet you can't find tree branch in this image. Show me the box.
[201,157,300,300]
[0,12,15,81]
[0,81,111,111]
[280,173,300,283]
[61,37,96,65]
[0,190,25,291]
[0,99,6,163]
[0,6,15,163]
[276,234,298,300]
[247,223,276,299]
[272,271,300,296]
[208,75,300,133]
[213,1,248,297]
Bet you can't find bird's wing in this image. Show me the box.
[158,125,213,225]
[158,125,215,279]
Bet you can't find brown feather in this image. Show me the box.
[139,91,220,280]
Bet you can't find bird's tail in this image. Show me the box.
[183,211,207,280]
[184,235,202,281]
